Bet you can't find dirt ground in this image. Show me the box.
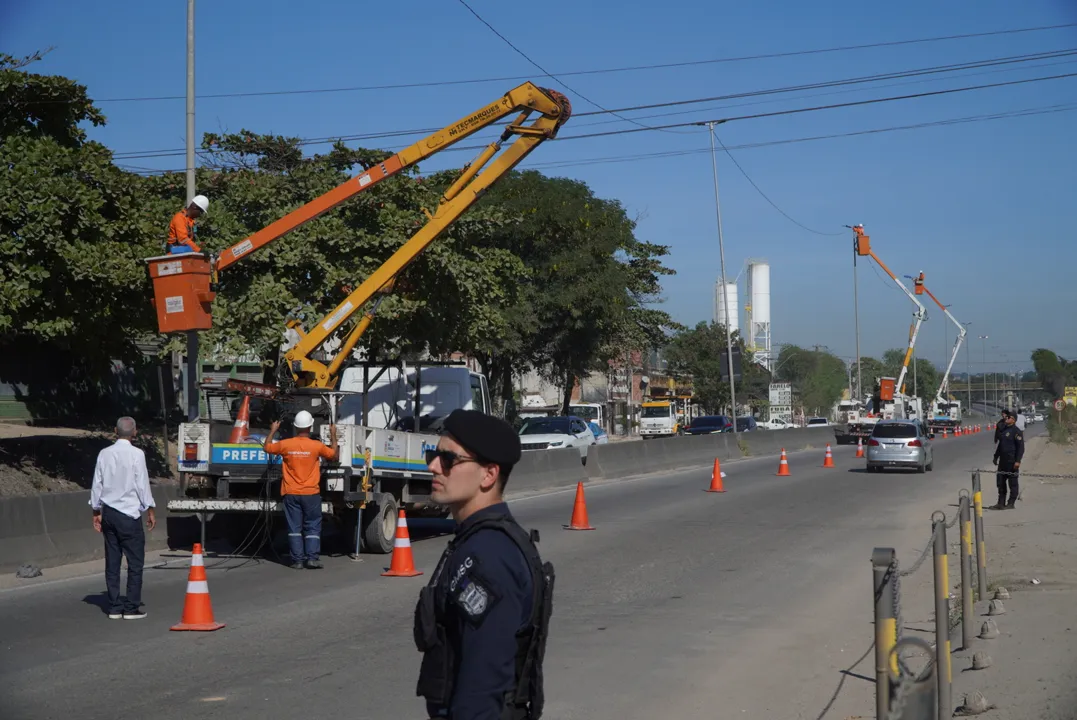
[948,434,1077,718]
[0,422,175,497]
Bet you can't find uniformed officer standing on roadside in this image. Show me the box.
[992,411,1024,510]
[414,409,554,720]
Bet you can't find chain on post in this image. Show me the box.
[969,468,1077,481]
[892,560,902,643]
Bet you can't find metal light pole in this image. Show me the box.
[853,240,862,401]
[707,123,737,436]
[183,0,200,423]
[979,335,989,412]
[963,322,972,413]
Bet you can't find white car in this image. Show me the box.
[1034,413,1044,423]
[806,417,831,428]
[518,416,595,458]
[761,417,794,431]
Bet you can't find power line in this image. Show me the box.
[709,126,845,236]
[571,48,1077,118]
[113,103,1077,177]
[524,103,1077,171]
[559,70,1077,141]
[80,22,1077,103]
[454,0,688,135]
[109,51,1077,161]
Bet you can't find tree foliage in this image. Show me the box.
[0,51,165,373]
[664,321,768,414]
[1031,348,1077,397]
[773,345,849,415]
[1,55,678,415]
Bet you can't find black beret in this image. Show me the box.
[442,409,522,468]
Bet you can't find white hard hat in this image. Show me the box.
[190,195,209,213]
[293,410,314,429]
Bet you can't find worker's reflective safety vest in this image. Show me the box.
[414,514,554,720]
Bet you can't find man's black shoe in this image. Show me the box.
[305,559,323,569]
[290,561,305,569]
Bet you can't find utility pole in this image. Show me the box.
[963,321,972,414]
[852,233,862,401]
[184,0,199,423]
[979,335,989,412]
[707,122,737,436]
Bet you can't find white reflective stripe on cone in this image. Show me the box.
[191,554,204,567]
[397,517,408,528]
[394,537,411,548]
[187,580,210,594]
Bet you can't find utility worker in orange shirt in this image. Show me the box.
[263,410,338,569]
[166,194,209,255]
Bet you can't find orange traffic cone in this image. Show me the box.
[776,449,791,476]
[228,395,252,444]
[942,429,948,439]
[822,443,836,468]
[705,458,726,493]
[855,437,865,458]
[382,509,423,577]
[171,543,225,632]
[564,482,596,530]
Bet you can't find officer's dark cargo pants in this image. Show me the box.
[996,457,1019,505]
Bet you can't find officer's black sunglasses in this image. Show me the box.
[425,448,480,472]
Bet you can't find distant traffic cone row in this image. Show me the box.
[171,543,225,632]
[382,509,423,577]
[822,443,835,468]
[706,457,726,493]
[856,437,865,458]
[776,449,791,476]
[564,482,596,530]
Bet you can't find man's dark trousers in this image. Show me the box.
[283,494,322,563]
[996,458,1019,506]
[101,503,145,614]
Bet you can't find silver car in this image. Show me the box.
[865,419,934,473]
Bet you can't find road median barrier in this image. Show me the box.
[1,426,838,573]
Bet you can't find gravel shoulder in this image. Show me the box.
[948,434,1077,719]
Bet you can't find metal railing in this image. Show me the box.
[870,471,996,720]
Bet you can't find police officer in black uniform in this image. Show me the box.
[414,409,554,720]
[993,409,1008,444]
[992,411,1024,510]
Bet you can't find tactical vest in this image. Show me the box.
[414,514,555,720]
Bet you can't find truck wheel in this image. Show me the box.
[361,493,399,554]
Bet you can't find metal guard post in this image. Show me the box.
[887,637,937,720]
[873,547,897,719]
[972,471,989,598]
[931,511,951,719]
[958,492,974,650]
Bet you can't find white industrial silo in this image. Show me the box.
[747,259,772,370]
[714,279,739,333]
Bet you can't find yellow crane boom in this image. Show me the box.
[283,84,572,388]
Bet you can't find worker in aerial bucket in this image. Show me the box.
[166,195,209,254]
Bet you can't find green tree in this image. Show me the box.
[773,345,848,416]
[664,321,759,414]
[467,171,678,412]
[0,51,165,365]
[1031,348,1075,397]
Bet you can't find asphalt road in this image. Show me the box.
[0,428,1017,720]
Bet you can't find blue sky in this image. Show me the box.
[6,0,1077,374]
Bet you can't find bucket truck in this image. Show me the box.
[146,83,572,554]
[913,272,966,431]
[841,226,928,441]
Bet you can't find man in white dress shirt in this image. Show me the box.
[89,417,157,619]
